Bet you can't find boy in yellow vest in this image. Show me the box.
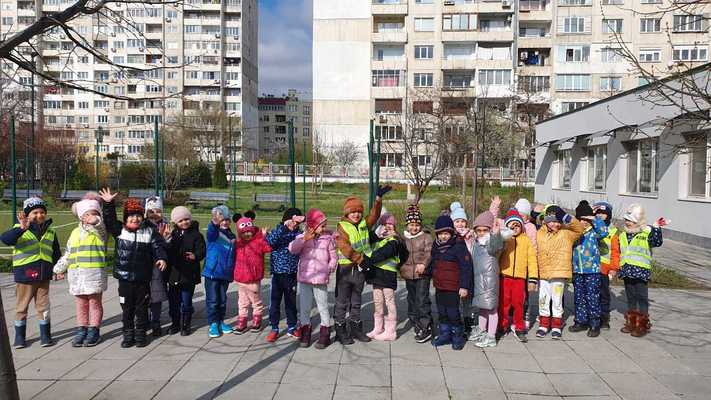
[334,185,391,344]
[1,197,61,348]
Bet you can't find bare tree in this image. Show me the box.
[331,140,361,169]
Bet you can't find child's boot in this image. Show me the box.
[13,321,27,349]
[121,329,135,348]
[350,320,371,342]
[208,322,221,338]
[463,317,474,336]
[220,321,233,334]
[568,322,589,333]
[151,321,163,337]
[73,326,88,347]
[600,314,610,330]
[367,314,384,339]
[314,325,331,349]
[374,315,397,341]
[631,313,651,338]
[250,315,263,332]
[451,325,466,350]
[135,329,148,347]
[85,327,101,347]
[536,316,550,338]
[551,318,563,340]
[169,317,181,335]
[621,311,637,334]
[335,322,354,345]
[300,325,312,348]
[180,313,192,336]
[39,320,54,347]
[432,323,452,347]
[233,317,248,334]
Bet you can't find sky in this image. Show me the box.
[258,0,313,97]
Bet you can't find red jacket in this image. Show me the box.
[233,230,272,283]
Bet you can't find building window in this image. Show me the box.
[414,17,434,32]
[479,18,511,32]
[478,69,511,86]
[688,133,710,197]
[520,0,546,11]
[442,14,476,31]
[559,45,590,62]
[375,98,402,114]
[444,73,474,88]
[673,45,708,62]
[555,74,591,91]
[639,49,661,62]
[602,19,623,33]
[555,149,572,189]
[559,0,591,5]
[563,17,587,34]
[640,18,661,33]
[375,125,403,141]
[627,138,659,194]
[380,153,403,167]
[602,0,623,4]
[673,14,703,32]
[414,73,433,87]
[518,76,550,92]
[414,45,434,59]
[586,146,607,191]
[600,76,622,92]
[641,0,661,3]
[372,70,404,87]
[600,47,622,63]
[561,101,588,113]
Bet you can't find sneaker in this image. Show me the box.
[551,329,562,340]
[233,317,248,335]
[468,326,485,342]
[287,326,301,339]
[568,323,589,333]
[514,330,528,343]
[536,328,548,338]
[415,327,432,343]
[266,329,279,343]
[475,333,497,348]
[208,323,221,338]
[219,322,233,334]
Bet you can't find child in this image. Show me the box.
[592,202,620,330]
[54,194,109,347]
[449,201,476,335]
[497,209,538,343]
[2,197,61,348]
[167,206,206,336]
[428,215,473,351]
[204,205,236,338]
[289,208,337,348]
[362,213,409,341]
[535,205,585,339]
[233,214,272,334]
[334,185,390,344]
[619,204,665,338]
[569,201,608,337]
[100,189,167,348]
[513,198,539,331]
[470,211,504,348]
[401,204,434,343]
[144,196,170,337]
[265,208,304,342]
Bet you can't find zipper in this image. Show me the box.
[512,238,517,278]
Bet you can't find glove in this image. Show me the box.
[547,205,568,224]
[376,185,392,198]
[359,256,373,273]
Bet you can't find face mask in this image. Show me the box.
[476,233,490,245]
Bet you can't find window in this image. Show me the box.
[2,17,14,26]
[600,47,622,63]
[414,73,433,87]
[555,74,592,91]
[641,0,661,3]
[627,139,659,194]
[563,17,587,34]
[600,76,622,91]
[414,18,434,32]
[480,19,510,32]
[602,0,623,4]
[602,19,623,33]
[478,69,512,86]
[127,39,144,48]
[77,101,89,109]
[414,45,434,59]
[442,14,476,31]
[375,99,403,114]
[372,70,404,87]
[413,101,433,113]
[640,18,661,33]
[673,14,703,32]
[688,133,710,197]
[380,153,403,168]
[520,0,546,11]
[444,73,474,88]
[561,102,589,113]
[97,115,108,124]
[558,45,590,62]
[518,76,550,92]
[556,150,572,189]
[639,49,661,62]
[375,125,403,141]
[673,45,708,62]
[415,0,433,3]
[585,146,607,191]
[559,0,591,5]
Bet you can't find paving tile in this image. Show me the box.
[443,367,502,391]
[214,381,278,400]
[655,373,711,400]
[281,360,339,385]
[17,358,84,380]
[93,380,166,400]
[390,340,441,366]
[144,342,201,361]
[116,359,185,381]
[535,354,594,374]
[17,379,55,399]
[227,358,290,384]
[450,389,507,400]
[273,383,335,400]
[340,341,390,365]
[496,370,557,396]
[581,354,644,374]
[599,372,679,400]
[547,373,613,396]
[333,385,390,400]
[153,380,221,400]
[391,365,449,399]
[290,343,343,365]
[171,359,237,382]
[338,362,390,387]
[437,346,492,369]
[505,394,563,400]
[488,352,542,372]
[33,379,108,400]
[635,356,698,375]
[63,359,135,380]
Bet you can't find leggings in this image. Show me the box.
[76,294,103,327]
[624,277,649,314]
[478,308,498,336]
[299,282,330,327]
[372,287,397,322]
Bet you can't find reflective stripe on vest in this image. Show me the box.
[337,220,372,265]
[12,224,56,266]
[372,236,400,273]
[67,228,108,269]
[619,227,652,270]
[600,226,618,265]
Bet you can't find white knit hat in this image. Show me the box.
[514,198,532,217]
[144,196,163,213]
[74,199,101,219]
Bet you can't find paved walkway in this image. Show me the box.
[655,239,711,286]
[3,275,711,400]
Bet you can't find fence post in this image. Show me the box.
[10,117,17,224]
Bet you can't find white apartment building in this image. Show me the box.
[258,89,312,160]
[0,0,258,161]
[313,0,711,165]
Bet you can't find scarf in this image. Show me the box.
[434,236,456,255]
[403,230,423,240]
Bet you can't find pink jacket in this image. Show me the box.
[288,231,337,285]
[233,230,272,283]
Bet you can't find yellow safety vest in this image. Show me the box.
[337,220,371,265]
[619,227,652,270]
[67,228,108,269]
[372,236,400,273]
[12,224,56,267]
[600,226,618,266]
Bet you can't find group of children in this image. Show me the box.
[1,186,666,351]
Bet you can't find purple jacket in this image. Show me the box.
[288,231,337,285]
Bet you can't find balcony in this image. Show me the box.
[372,30,407,43]
[441,0,476,12]
[441,57,477,70]
[478,0,514,14]
[518,9,552,22]
[441,30,477,42]
[372,56,407,71]
[372,0,408,16]
[517,36,552,48]
[477,30,513,42]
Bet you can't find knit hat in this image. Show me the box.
[236,216,256,236]
[343,196,364,216]
[379,212,396,228]
[473,211,495,229]
[434,215,455,233]
[144,196,163,214]
[212,205,230,220]
[592,201,613,226]
[282,207,303,223]
[514,198,532,217]
[405,204,422,225]
[123,198,145,221]
[74,199,101,219]
[449,201,467,222]
[22,196,47,215]
[170,206,192,223]
[575,200,594,220]
[504,209,525,228]
[306,208,327,229]
[623,204,645,225]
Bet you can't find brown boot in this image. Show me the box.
[631,313,651,337]
[620,311,637,334]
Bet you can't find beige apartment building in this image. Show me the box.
[313,0,710,166]
[258,89,312,160]
[0,0,259,161]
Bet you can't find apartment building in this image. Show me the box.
[313,0,711,165]
[258,89,313,160]
[0,0,258,161]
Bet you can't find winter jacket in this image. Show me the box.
[536,218,585,281]
[1,220,62,283]
[361,232,409,272]
[618,226,663,282]
[145,218,169,302]
[472,233,504,310]
[289,231,337,285]
[233,230,272,283]
[266,223,301,274]
[103,201,167,282]
[53,223,109,296]
[426,237,473,292]
[573,218,608,275]
[168,221,206,287]
[400,230,433,280]
[600,227,620,275]
[203,222,236,282]
[499,233,538,281]
[335,198,382,266]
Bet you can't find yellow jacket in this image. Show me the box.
[536,218,585,280]
[499,233,538,280]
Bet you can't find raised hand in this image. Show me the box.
[490,195,502,215]
[533,203,545,214]
[654,217,669,228]
[303,228,316,242]
[17,211,29,230]
[98,188,118,203]
[376,185,393,198]
[492,218,501,234]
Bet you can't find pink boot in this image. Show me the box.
[367,314,384,339]
[374,316,397,341]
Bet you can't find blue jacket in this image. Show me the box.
[573,218,608,274]
[266,223,301,274]
[203,222,236,281]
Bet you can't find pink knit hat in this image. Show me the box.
[473,211,495,229]
[170,206,192,223]
[306,208,327,229]
[74,199,101,218]
[379,212,397,228]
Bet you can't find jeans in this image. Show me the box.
[436,290,462,327]
[269,273,298,330]
[405,278,432,331]
[624,277,649,314]
[118,280,150,331]
[573,273,602,328]
[168,284,195,321]
[299,282,330,327]
[334,265,366,324]
[205,278,230,325]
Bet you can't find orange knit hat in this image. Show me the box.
[343,196,364,216]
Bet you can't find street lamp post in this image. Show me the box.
[228,114,237,210]
[95,127,104,192]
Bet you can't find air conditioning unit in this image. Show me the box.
[502,0,512,7]
[83,124,90,128]
[215,33,221,39]
[110,32,116,37]
[444,0,455,5]
[59,34,66,39]
[233,36,239,41]
[165,18,171,23]
[111,47,116,52]
[138,47,144,52]
[213,79,220,84]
